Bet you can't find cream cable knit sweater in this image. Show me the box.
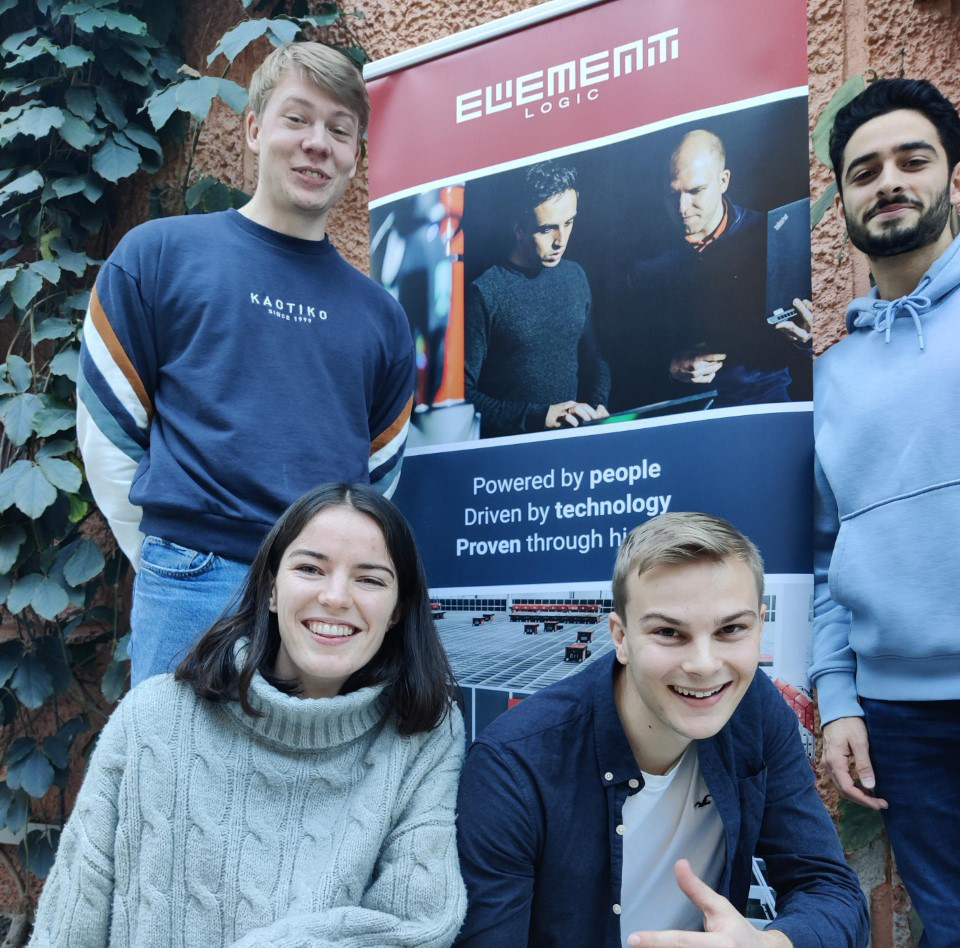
[28,669,466,948]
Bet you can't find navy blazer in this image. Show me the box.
[455,652,868,948]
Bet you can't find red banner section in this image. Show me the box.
[366,0,807,202]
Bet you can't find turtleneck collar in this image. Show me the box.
[222,641,390,752]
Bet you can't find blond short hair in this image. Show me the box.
[612,512,764,612]
[248,42,369,135]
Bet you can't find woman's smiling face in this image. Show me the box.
[269,505,399,698]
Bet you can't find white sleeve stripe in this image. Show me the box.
[369,419,409,473]
[82,312,150,431]
[76,400,145,570]
[375,460,402,499]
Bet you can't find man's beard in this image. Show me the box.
[845,184,951,258]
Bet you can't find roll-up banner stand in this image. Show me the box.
[365,0,814,755]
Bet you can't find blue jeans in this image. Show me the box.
[861,697,960,948]
[130,536,250,687]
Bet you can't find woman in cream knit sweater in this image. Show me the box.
[29,484,466,948]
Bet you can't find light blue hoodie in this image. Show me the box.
[811,233,960,724]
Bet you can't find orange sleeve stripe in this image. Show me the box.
[89,287,154,422]
[370,394,413,454]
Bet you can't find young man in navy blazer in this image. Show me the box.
[455,512,867,948]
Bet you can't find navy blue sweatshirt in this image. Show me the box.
[77,210,414,565]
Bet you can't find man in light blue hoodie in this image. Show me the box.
[812,78,960,947]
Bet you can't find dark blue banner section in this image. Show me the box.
[393,410,813,587]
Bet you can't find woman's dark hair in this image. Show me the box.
[829,78,960,194]
[176,484,455,734]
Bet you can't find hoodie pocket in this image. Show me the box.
[832,481,960,661]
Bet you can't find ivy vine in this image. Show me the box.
[0,0,366,924]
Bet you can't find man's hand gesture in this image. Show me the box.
[626,860,793,947]
[821,717,889,811]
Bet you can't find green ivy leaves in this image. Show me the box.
[0,0,152,892]
[6,739,54,797]
[92,133,142,182]
[0,0,363,890]
[0,636,73,709]
[0,396,78,449]
[207,17,305,65]
[0,526,26,573]
[812,76,866,170]
[185,175,249,214]
[809,76,867,230]
[0,461,56,515]
[0,715,88,880]
[0,169,44,198]
[101,632,130,703]
[3,354,31,392]
[147,12,350,133]
[71,7,147,36]
[62,537,105,585]
[145,75,247,129]
[10,267,43,308]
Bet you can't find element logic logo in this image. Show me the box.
[455,28,679,124]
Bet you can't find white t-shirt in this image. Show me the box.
[619,746,725,945]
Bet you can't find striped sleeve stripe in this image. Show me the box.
[370,394,413,455]
[76,372,146,463]
[79,347,149,447]
[76,400,145,568]
[369,417,409,477]
[370,457,403,499]
[85,287,153,426]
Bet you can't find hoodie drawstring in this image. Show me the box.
[853,293,930,350]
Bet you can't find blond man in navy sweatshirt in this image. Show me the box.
[77,43,414,684]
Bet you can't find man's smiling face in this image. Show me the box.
[609,557,764,775]
[837,108,957,258]
[245,71,360,235]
